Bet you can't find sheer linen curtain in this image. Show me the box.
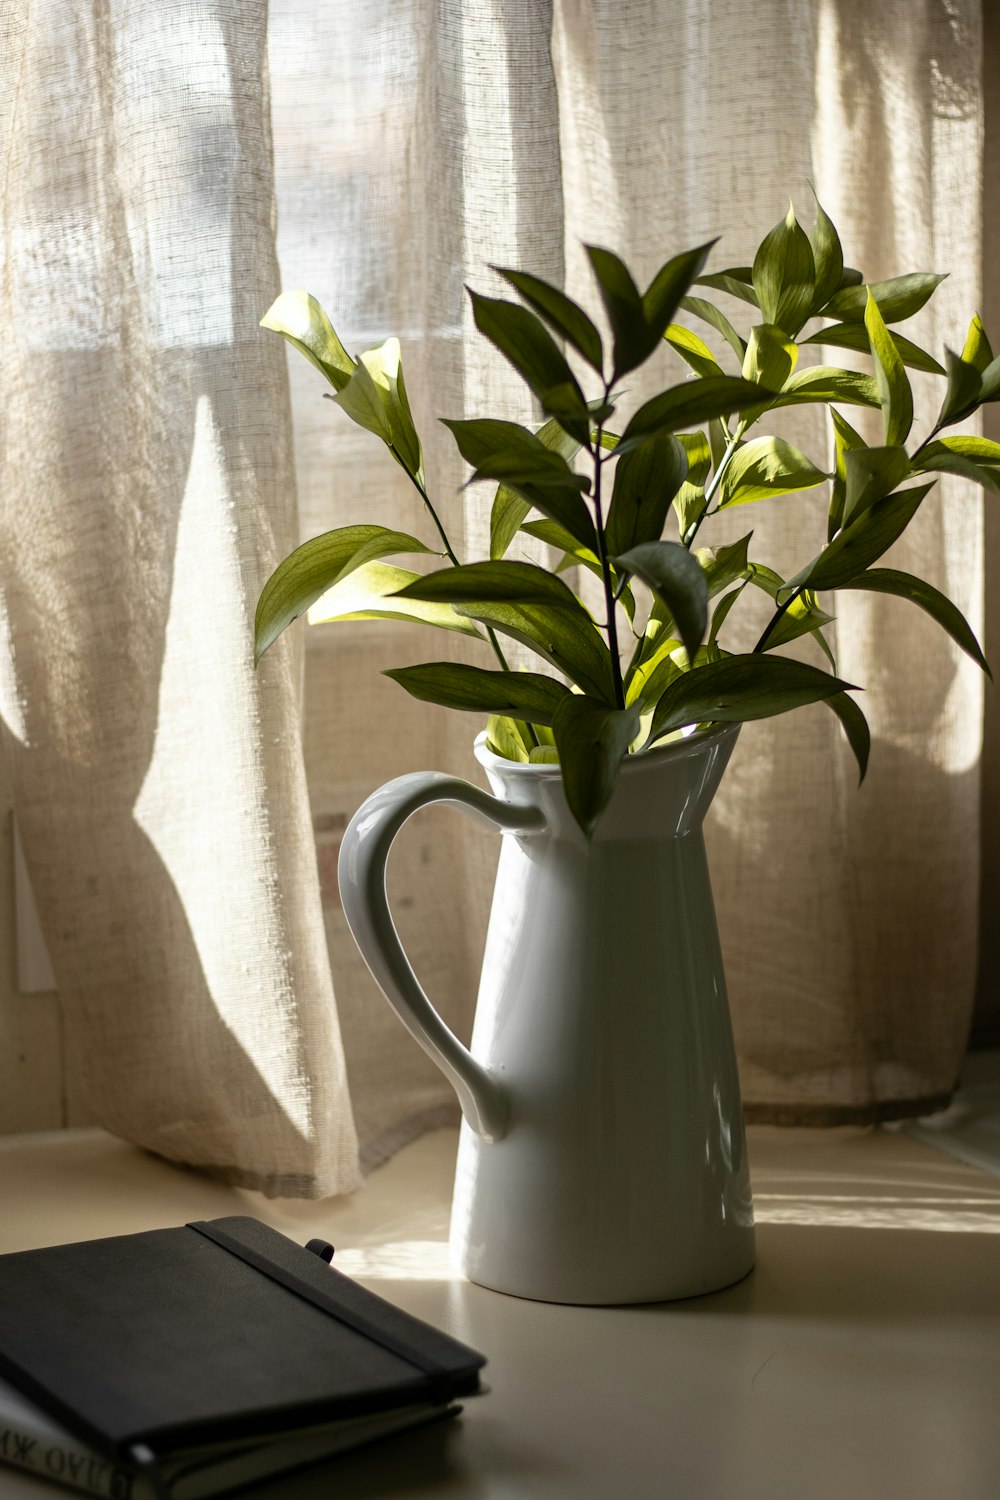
[0,0,987,1192]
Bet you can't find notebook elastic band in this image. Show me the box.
[186,1221,451,1386]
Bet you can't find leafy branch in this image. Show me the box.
[255,199,993,837]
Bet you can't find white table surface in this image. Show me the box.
[1,1122,999,1500]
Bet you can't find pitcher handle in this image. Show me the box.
[338,772,546,1143]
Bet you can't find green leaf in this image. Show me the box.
[825,692,870,781]
[841,445,911,528]
[916,446,1000,496]
[330,355,393,444]
[486,715,533,763]
[719,435,827,507]
[672,430,713,537]
[823,272,947,324]
[489,415,582,560]
[978,354,1000,403]
[307,562,484,638]
[393,559,587,610]
[584,246,650,376]
[924,434,1000,465]
[456,428,595,554]
[260,289,354,391]
[663,324,724,379]
[443,416,543,469]
[605,432,688,555]
[354,338,422,477]
[840,567,990,676]
[456,601,615,701]
[679,296,747,361]
[751,203,816,336]
[521,520,636,624]
[493,267,604,370]
[802,321,944,375]
[962,313,994,373]
[614,540,708,661]
[693,269,760,307]
[747,564,837,670]
[479,470,598,553]
[828,409,866,540]
[708,584,748,645]
[649,654,853,742]
[468,290,589,441]
[642,242,716,343]
[808,194,845,313]
[784,482,935,594]
[937,347,984,428]
[696,534,754,599]
[625,634,684,708]
[678,430,714,484]
[772,365,881,409]
[742,323,798,389]
[385,662,572,722]
[865,288,913,446]
[762,591,835,651]
[254,525,435,663]
[618,376,776,454]
[552,696,641,837]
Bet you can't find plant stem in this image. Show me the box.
[406,466,513,676]
[591,421,627,709]
[407,467,461,566]
[683,425,744,549]
[752,584,803,654]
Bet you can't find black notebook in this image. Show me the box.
[0,1216,485,1499]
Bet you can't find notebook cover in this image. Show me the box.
[0,1216,484,1461]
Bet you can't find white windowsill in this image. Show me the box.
[1,1122,999,1498]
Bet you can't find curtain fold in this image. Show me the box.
[0,0,359,1195]
[0,0,988,1183]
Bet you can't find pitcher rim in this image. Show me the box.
[473,720,740,778]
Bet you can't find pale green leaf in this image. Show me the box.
[308,562,484,638]
[255,526,435,663]
[742,322,798,390]
[865,288,913,446]
[260,289,354,390]
[719,435,826,507]
[664,323,724,379]
[773,366,881,408]
[962,313,994,373]
[486,715,532,762]
[828,409,866,540]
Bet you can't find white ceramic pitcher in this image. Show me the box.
[338,723,755,1305]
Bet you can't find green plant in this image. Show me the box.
[255,198,992,836]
